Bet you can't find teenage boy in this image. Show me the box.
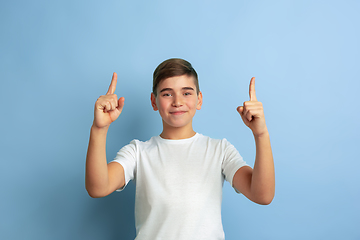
[86,58,275,239]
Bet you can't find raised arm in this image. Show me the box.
[234,77,275,205]
[85,73,126,198]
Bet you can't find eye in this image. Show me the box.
[162,93,172,97]
[184,92,191,96]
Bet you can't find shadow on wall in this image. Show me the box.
[13,173,137,240]
[81,183,136,240]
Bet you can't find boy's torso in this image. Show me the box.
[114,133,246,240]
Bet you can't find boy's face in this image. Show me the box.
[151,75,202,130]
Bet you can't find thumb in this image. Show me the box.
[237,106,244,115]
[117,97,125,111]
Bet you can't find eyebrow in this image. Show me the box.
[159,87,195,93]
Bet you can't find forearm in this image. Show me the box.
[85,125,111,197]
[250,131,275,204]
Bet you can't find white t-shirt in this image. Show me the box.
[112,133,248,240]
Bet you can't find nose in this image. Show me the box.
[172,95,183,107]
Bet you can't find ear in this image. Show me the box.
[151,93,158,111]
[196,91,203,110]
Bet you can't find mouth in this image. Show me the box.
[170,111,186,115]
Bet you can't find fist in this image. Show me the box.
[237,77,268,137]
[93,72,125,129]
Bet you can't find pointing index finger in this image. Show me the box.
[249,77,257,101]
[107,72,117,95]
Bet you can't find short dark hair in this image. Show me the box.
[152,58,199,96]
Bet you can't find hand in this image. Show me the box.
[93,72,125,129]
[237,77,268,137]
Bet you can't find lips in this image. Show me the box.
[170,111,186,115]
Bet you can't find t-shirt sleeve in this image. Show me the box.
[110,140,137,191]
[221,139,249,193]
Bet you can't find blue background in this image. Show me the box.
[1,0,359,239]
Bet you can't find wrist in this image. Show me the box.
[253,129,269,139]
[91,123,109,134]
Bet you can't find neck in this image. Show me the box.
[160,122,196,140]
